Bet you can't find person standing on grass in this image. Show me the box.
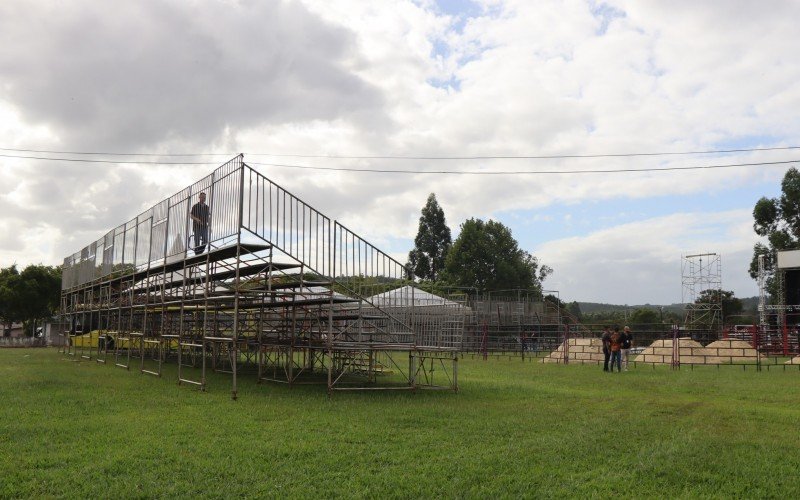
[609,326,622,372]
[621,326,633,371]
[601,326,612,372]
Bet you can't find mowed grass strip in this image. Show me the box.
[1,348,799,498]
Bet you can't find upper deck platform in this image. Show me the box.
[61,155,412,296]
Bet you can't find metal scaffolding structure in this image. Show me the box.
[459,290,568,355]
[59,155,462,397]
[681,252,722,339]
[747,250,800,356]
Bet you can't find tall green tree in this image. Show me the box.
[566,301,583,320]
[629,308,660,325]
[407,193,452,281]
[695,289,743,320]
[0,265,22,336]
[443,218,551,293]
[0,264,61,336]
[20,265,62,323]
[750,167,800,298]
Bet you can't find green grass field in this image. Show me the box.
[1,348,799,498]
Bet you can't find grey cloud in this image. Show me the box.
[0,220,26,252]
[0,0,387,151]
[1,162,163,244]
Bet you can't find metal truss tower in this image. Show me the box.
[681,253,722,337]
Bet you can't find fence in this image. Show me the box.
[0,337,47,348]
[458,322,800,369]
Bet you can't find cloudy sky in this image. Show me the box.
[1,0,798,304]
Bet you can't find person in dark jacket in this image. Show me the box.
[190,192,210,255]
[601,326,612,372]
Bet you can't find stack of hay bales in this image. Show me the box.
[702,339,762,364]
[635,338,763,364]
[543,337,604,364]
[634,338,703,364]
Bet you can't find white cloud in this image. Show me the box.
[536,210,761,304]
[0,0,386,150]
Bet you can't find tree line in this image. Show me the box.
[567,289,754,329]
[406,193,760,326]
[0,264,61,337]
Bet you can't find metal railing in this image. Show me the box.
[62,155,245,289]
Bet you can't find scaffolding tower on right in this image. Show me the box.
[682,252,722,340]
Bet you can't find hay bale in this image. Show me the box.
[634,338,703,364]
[640,354,668,363]
[693,348,718,356]
[543,337,605,364]
[705,340,761,363]
[709,339,753,349]
[570,338,599,347]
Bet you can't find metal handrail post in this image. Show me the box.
[328,224,335,395]
[229,160,246,400]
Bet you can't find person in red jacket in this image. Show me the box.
[609,326,622,372]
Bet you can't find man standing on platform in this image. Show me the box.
[190,192,210,255]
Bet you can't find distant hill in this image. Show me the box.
[577,297,759,315]
[577,302,684,315]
